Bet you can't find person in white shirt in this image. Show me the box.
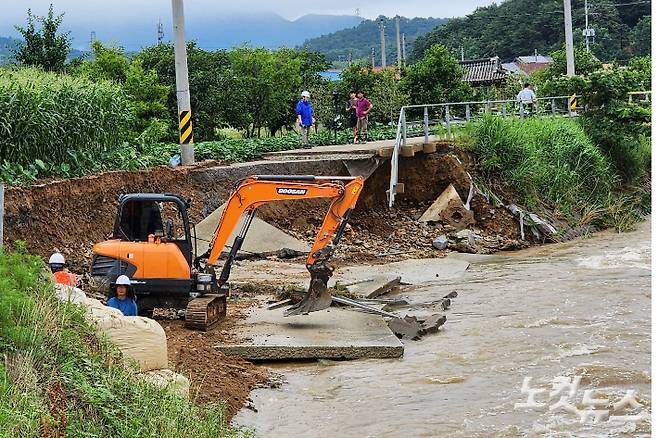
[517,83,537,116]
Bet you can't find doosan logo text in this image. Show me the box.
[277,188,307,195]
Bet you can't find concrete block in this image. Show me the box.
[419,184,474,231]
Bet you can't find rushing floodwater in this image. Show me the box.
[234,220,651,437]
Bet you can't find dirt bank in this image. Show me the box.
[5,147,522,272]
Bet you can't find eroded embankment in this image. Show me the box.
[4,144,523,273]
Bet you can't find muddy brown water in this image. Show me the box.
[233,219,651,437]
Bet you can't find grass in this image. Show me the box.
[462,114,650,230]
[0,243,247,438]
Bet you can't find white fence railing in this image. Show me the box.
[387,95,580,207]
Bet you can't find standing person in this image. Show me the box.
[296,90,315,149]
[49,252,78,287]
[107,275,138,316]
[345,92,358,144]
[517,83,537,117]
[355,91,373,144]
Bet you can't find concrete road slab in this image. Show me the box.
[215,300,404,360]
[194,204,310,257]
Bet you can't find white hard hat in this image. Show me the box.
[301,90,310,97]
[49,252,65,264]
[115,275,132,286]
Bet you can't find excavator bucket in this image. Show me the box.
[284,263,333,316]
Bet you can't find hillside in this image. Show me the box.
[0,36,18,64]
[301,16,448,64]
[412,0,650,62]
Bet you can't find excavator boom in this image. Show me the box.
[202,175,364,316]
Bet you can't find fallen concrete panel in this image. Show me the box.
[215,303,404,360]
[194,204,310,257]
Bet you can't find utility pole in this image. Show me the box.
[460,46,465,61]
[171,0,194,165]
[583,0,595,52]
[379,18,386,68]
[157,18,164,45]
[401,33,407,66]
[89,31,96,49]
[371,47,376,68]
[395,16,402,69]
[563,0,575,76]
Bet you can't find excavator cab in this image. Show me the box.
[91,193,225,321]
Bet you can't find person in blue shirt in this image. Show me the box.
[107,275,138,316]
[295,90,315,149]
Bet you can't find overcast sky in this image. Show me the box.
[1,1,499,25]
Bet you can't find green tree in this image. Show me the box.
[79,41,170,142]
[540,47,602,80]
[81,40,129,82]
[631,16,651,57]
[136,43,232,141]
[401,44,470,105]
[227,47,303,137]
[13,4,71,72]
[371,70,409,124]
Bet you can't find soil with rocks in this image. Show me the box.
[160,297,276,420]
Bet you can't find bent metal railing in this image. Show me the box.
[387,95,582,208]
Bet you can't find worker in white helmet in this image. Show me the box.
[49,252,78,287]
[296,90,315,149]
[107,275,138,316]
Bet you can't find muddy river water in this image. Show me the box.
[234,220,651,437]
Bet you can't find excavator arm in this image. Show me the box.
[203,175,364,316]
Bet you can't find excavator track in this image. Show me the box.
[184,294,227,331]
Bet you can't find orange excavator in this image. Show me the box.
[90,175,364,330]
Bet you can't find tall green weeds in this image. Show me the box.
[0,244,244,437]
[469,115,615,215]
[0,67,133,168]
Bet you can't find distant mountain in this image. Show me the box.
[0,36,18,64]
[301,16,449,64]
[0,12,363,52]
[412,0,651,62]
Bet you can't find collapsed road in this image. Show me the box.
[4,138,638,428]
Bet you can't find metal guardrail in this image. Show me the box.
[628,91,652,104]
[387,95,580,207]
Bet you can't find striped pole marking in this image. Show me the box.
[179,110,193,144]
[569,94,577,111]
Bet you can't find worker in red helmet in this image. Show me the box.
[107,275,138,316]
[49,252,78,287]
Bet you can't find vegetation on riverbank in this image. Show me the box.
[0,244,243,437]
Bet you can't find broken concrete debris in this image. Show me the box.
[387,314,447,340]
[419,184,474,231]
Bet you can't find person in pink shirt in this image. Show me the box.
[355,91,373,144]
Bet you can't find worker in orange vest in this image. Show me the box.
[49,252,78,287]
